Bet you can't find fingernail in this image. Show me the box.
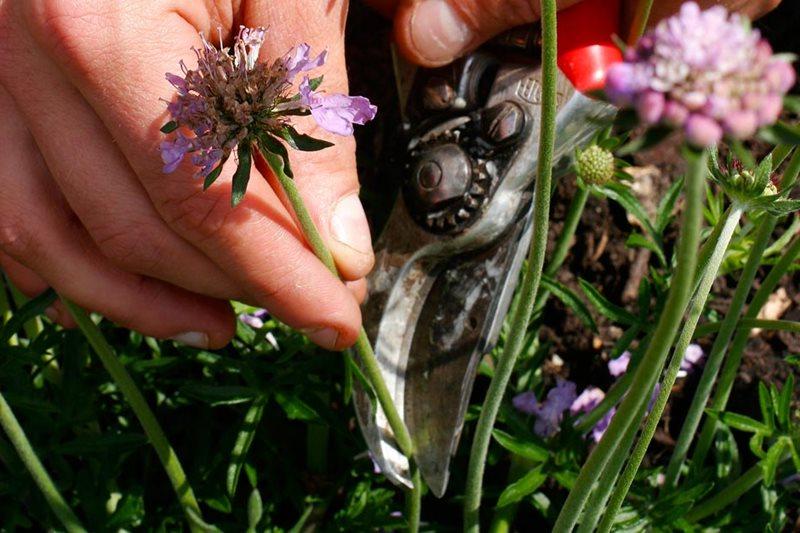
[331,194,372,256]
[302,327,340,350]
[170,331,209,349]
[44,306,59,323]
[409,0,472,64]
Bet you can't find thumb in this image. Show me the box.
[394,0,580,67]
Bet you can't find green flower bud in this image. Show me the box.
[575,145,615,186]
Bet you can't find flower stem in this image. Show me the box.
[406,462,422,533]
[684,457,787,523]
[596,205,743,532]
[462,1,559,529]
[690,231,800,468]
[263,152,419,531]
[0,276,11,325]
[552,147,706,533]
[627,0,655,44]
[63,301,204,532]
[0,389,85,532]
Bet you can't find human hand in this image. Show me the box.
[0,0,372,350]
[370,0,782,67]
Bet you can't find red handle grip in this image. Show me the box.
[556,0,623,93]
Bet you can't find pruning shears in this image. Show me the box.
[354,0,622,496]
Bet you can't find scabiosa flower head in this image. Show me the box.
[575,144,615,186]
[160,27,377,204]
[605,2,795,147]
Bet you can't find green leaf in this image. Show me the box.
[0,288,56,345]
[625,232,666,265]
[783,94,800,114]
[578,278,640,326]
[278,125,334,152]
[759,122,800,146]
[257,133,294,179]
[596,183,660,245]
[231,142,253,207]
[758,382,776,431]
[763,199,800,217]
[616,126,672,156]
[180,384,258,406]
[656,177,684,233]
[719,411,771,434]
[753,154,774,195]
[761,437,788,486]
[496,465,547,508]
[541,276,597,332]
[491,429,549,463]
[247,488,263,530]
[227,395,267,498]
[274,391,319,421]
[203,160,226,191]
[160,121,178,133]
[713,423,740,480]
[777,374,793,429]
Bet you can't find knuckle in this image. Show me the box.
[92,223,164,275]
[0,219,35,260]
[157,188,233,242]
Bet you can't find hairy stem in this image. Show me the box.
[597,206,743,532]
[0,389,85,532]
[462,1,558,529]
[627,0,655,44]
[63,301,204,532]
[552,147,706,533]
[665,149,800,487]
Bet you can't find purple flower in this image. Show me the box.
[530,379,577,438]
[570,387,605,416]
[570,387,615,443]
[161,30,376,187]
[605,2,795,147]
[679,343,705,376]
[608,351,630,378]
[300,77,378,136]
[591,408,616,443]
[283,43,327,82]
[512,391,539,415]
[160,133,193,173]
[239,308,270,329]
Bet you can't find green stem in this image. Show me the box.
[0,389,85,532]
[9,282,43,340]
[684,462,766,522]
[63,301,203,531]
[268,155,419,532]
[462,1,559,529]
[597,206,743,532]
[271,161,414,458]
[663,148,800,488]
[553,147,706,533]
[627,0,655,44]
[406,462,422,533]
[0,276,11,325]
[694,318,800,338]
[690,232,800,468]
[488,455,536,533]
[577,405,644,533]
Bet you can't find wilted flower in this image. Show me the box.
[575,144,615,186]
[606,2,795,147]
[160,27,376,204]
